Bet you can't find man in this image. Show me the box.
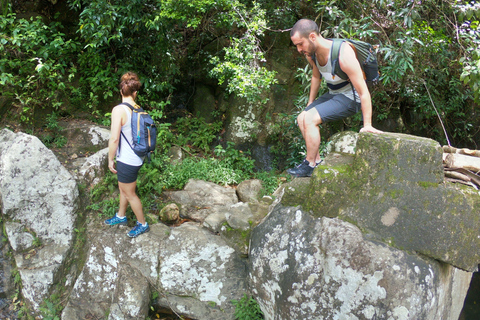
[287,19,382,177]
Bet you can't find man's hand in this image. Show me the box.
[360,125,383,134]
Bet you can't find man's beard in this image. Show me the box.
[306,40,316,58]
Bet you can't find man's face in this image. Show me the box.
[291,32,316,58]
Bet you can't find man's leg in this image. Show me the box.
[288,108,322,177]
[302,108,322,166]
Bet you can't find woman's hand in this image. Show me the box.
[108,159,117,174]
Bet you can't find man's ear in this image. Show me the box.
[308,32,316,42]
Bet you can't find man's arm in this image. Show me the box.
[306,55,322,106]
[338,44,382,133]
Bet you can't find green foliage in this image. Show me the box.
[141,155,249,192]
[12,267,21,287]
[457,1,480,103]
[41,112,68,148]
[232,294,264,320]
[254,170,289,197]
[214,142,255,173]
[39,300,61,320]
[209,2,277,104]
[0,13,80,124]
[87,170,120,217]
[175,114,223,153]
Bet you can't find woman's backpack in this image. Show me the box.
[120,102,157,162]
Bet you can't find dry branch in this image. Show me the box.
[444,169,471,183]
[445,177,478,188]
[443,153,480,173]
[443,146,480,158]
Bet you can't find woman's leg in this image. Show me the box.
[117,185,129,217]
[118,181,145,224]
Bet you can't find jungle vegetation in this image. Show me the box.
[1,0,479,176]
[1,1,480,317]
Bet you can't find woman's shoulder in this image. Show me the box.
[112,104,130,121]
[112,103,128,112]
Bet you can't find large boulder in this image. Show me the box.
[282,132,480,271]
[62,224,167,320]
[63,222,247,320]
[249,205,471,320]
[156,222,247,319]
[0,129,78,311]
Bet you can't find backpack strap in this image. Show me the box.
[118,102,136,153]
[330,39,348,81]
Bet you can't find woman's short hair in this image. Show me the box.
[290,19,319,38]
[119,72,141,97]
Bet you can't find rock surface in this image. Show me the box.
[62,222,246,320]
[283,132,480,271]
[1,127,478,320]
[249,205,471,320]
[0,129,78,311]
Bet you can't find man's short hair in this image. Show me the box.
[290,19,319,38]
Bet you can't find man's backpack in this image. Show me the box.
[120,102,157,162]
[330,38,379,86]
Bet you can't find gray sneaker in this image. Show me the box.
[286,160,315,177]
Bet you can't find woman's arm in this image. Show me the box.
[108,106,126,173]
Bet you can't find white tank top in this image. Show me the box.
[116,104,143,166]
[315,52,358,101]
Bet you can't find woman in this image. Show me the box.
[104,72,149,238]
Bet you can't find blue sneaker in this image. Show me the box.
[105,214,127,226]
[127,222,150,238]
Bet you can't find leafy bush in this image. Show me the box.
[174,115,223,153]
[0,13,80,124]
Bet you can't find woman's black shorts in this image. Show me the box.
[116,161,142,184]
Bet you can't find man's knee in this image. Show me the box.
[297,112,305,125]
[304,109,322,126]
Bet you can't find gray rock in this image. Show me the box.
[326,130,358,154]
[283,132,480,271]
[167,145,183,165]
[107,264,151,320]
[63,221,246,320]
[4,222,35,252]
[61,122,110,149]
[249,205,471,320]
[165,179,238,222]
[203,209,228,233]
[225,202,253,231]
[62,223,171,320]
[157,222,247,320]
[74,147,109,186]
[0,129,78,311]
[236,179,263,203]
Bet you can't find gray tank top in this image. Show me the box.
[315,53,358,101]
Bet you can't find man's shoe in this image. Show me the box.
[127,222,150,238]
[105,214,127,226]
[286,159,315,177]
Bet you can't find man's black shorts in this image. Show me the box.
[305,93,360,123]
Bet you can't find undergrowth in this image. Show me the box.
[232,294,264,320]
[88,132,289,221]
